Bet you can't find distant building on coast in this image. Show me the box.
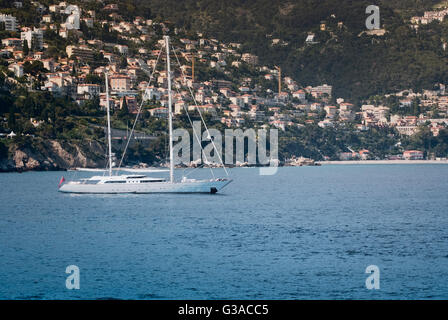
[403,150,424,160]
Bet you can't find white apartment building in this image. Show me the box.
[77,84,101,97]
[21,28,44,50]
[0,14,18,31]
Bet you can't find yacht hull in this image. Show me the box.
[59,179,232,194]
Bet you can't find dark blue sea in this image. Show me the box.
[0,165,447,299]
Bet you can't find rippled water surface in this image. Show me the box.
[0,165,447,299]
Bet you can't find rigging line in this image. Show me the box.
[172,45,227,177]
[171,45,229,177]
[172,80,214,178]
[184,160,209,177]
[184,162,206,178]
[116,44,164,174]
[172,78,215,179]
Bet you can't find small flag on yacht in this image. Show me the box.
[58,176,65,188]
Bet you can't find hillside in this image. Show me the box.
[0,0,447,171]
[3,0,447,100]
[132,0,447,101]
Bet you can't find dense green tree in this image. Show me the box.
[23,40,29,56]
[85,74,103,85]
[433,129,448,157]
[119,56,128,69]
[118,98,129,118]
[8,105,16,131]
[0,140,7,159]
[23,61,45,76]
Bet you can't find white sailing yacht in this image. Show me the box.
[59,36,231,194]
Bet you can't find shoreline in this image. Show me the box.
[2,160,448,173]
[317,160,448,165]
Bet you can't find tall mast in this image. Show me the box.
[165,35,174,183]
[105,72,113,176]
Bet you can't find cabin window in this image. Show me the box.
[84,180,100,184]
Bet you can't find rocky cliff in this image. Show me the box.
[0,138,106,172]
